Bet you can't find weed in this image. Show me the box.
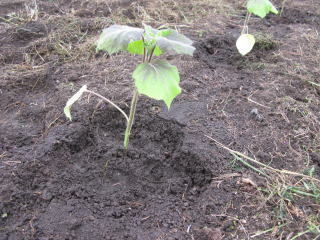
[254,35,279,51]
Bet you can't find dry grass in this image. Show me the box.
[207,135,320,239]
[109,0,239,27]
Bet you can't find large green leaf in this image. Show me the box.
[156,30,195,56]
[133,60,181,109]
[247,0,278,18]
[97,24,195,56]
[96,25,144,55]
[143,24,195,56]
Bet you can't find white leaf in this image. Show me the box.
[236,34,255,56]
[64,85,87,121]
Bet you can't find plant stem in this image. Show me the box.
[85,89,129,122]
[148,46,156,62]
[122,39,155,149]
[123,88,139,149]
[242,12,251,34]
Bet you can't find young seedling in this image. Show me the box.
[236,0,278,56]
[64,24,195,149]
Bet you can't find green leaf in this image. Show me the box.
[143,24,156,36]
[143,24,195,56]
[153,46,163,56]
[127,40,145,55]
[64,85,87,121]
[127,40,163,56]
[96,25,144,55]
[247,0,278,18]
[133,60,181,109]
[97,24,195,56]
[157,29,172,37]
[236,34,256,56]
[155,30,195,56]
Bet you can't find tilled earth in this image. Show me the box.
[0,0,319,239]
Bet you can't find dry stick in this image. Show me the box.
[308,81,320,88]
[247,94,271,109]
[205,135,320,184]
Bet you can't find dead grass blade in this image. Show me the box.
[205,135,320,184]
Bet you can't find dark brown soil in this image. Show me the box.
[1,0,319,240]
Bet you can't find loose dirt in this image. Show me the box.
[1,0,319,239]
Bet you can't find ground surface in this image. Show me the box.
[0,0,319,239]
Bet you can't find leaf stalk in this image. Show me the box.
[86,89,129,122]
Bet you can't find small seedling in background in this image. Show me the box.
[64,24,195,149]
[236,0,278,56]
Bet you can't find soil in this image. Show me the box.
[0,0,319,240]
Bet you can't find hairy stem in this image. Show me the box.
[123,88,139,149]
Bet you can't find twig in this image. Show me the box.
[308,81,320,88]
[247,96,271,109]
